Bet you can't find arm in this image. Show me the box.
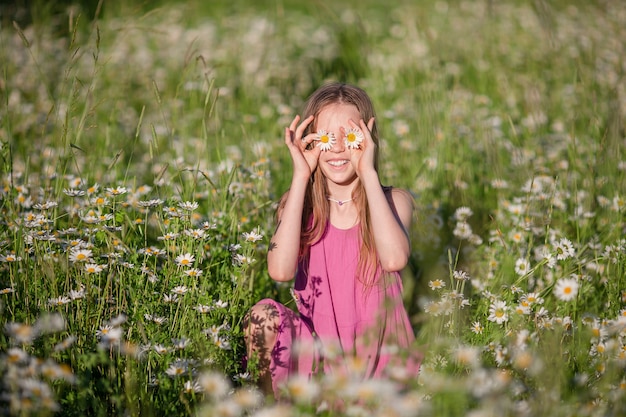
[267,115,320,282]
[350,117,413,272]
[361,177,413,272]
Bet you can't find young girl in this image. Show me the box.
[245,82,420,397]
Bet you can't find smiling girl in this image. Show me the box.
[245,82,420,397]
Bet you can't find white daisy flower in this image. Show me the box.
[554,277,579,302]
[428,279,446,290]
[514,258,530,276]
[343,127,364,149]
[487,300,509,324]
[69,248,93,263]
[178,201,199,211]
[315,129,336,151]
[175,253,195,267]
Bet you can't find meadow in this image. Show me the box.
[0,0,625,415]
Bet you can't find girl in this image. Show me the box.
[245,82,420,397]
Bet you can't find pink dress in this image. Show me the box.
[255,222,420,395]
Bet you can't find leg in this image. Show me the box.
[243,302,280,396]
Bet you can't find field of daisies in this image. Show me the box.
[1,0,625,415]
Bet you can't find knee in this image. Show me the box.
[244,302,279,344]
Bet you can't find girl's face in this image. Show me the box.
[314,103,362,187]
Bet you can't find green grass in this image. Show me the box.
[1,0,625,415]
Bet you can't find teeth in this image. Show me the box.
[328,160,348,167]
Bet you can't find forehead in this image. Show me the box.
[315,103,360,129]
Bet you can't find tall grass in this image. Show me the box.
[1,0,625,415]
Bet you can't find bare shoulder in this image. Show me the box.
[385,187,415,229]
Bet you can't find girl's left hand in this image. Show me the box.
[347,117,376,177]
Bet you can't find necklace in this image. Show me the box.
[327,196,353,206]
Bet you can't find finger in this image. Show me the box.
[367,117,375,132]
[289,115,301,131]
[295,115,314,140]
[284,127,294,146]
[301,132,318,151]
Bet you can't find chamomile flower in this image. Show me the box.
[343,127,364,149]
[171,285,189,295]
[488,300,509,324]
[315,129,336,151]
[514,258,531,276]
[554,277,579,302]
[198,371,231,400]
[69,248,93,263]
[471,321,484,334]
[428,279,446,290]
[84,263,105,274]
[554,237,576,260]
[184,268,203,278]
[178,201,199,211]
[242,229,263,242]
[175,253,195,267]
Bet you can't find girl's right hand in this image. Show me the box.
[284,115,320,180]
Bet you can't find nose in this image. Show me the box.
[331,134,345,152]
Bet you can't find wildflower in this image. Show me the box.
[1,253,21,262]
[554,237,576,260]
[184,268,203,278]
[86,183,100,194]
[158,232,179,241]
[343,127,364,149]
[63,188,86,197]
[195,304,213,313]
[84,263,104,274]
[554,277,579,302]
[453,221,473,240]
[0,287,15,294]
[183,380,203,394]
[54,335,77,352]
[5,322,37,344]
[242,229,263,242]
[184,228,206,239]
[48,296,71,306]
[232,386,263,408]
[214,336,232,350]
[171,285,189,295]
[152,344,169,354]
[284,374,321,404]
[233,253,254,265]
[33,201,58,210]
[68,248,93,263]
[454,206,473,221]
[453,270,470,281]
[454,345,480,368]
[198,371,231,400]
[165,359,190,378]
[315,129,336,151]
[428,279,446,290]
[175,253,195,267]
[514,258,531,276]
[178,201,199,211]
[524,292,544,305]
[163,294,180,303]
[214,299,228,308]
[487,300,509,324]
[138,198,164,208]
[172,338,190,350]
[105,186,128,196]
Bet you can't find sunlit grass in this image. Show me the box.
[1,0,625,415]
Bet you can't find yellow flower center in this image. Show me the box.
[320,134,330,144]
[346,133,356,143]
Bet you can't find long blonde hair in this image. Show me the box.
[280,82,382,287]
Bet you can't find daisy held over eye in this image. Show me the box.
[244,82,421,398]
